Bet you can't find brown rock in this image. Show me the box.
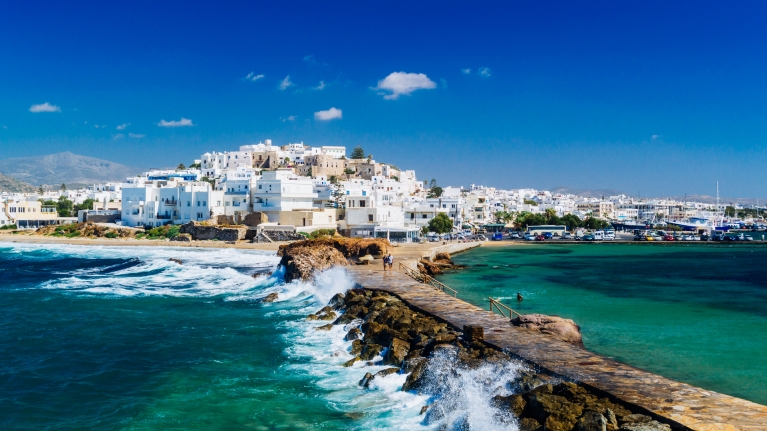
[463,325,484,343]
[260,292,279,303]
[344,327,363,341]
[402,358,429,392]
[170,233,192,242]
[316,323,333,331]
[168,258,183,265]
[419,405,429,415]
[359,343,383,361]
[618,414,652,425]
[519,417,543,431]
[317,311,337,321]
[605,409,619,430]
[512,314,583,346]
[277,242,349,282]
[525,393,583,431]
[350,340,363,355]
[363,367,400,388]
[342,357,359,367]
[618,421,670,431]
[384,337,409,366]
[578,411,607,431]
[358,372,374,387]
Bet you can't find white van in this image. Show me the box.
[603,229,615,240]
[593,230,604,240]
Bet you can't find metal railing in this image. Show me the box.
[488,297,524,320]
[399,262,459,297]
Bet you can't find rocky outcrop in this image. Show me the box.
[512,314,584,346]
[277,242,348,282]
[279,237,391,261]
[309,288,676,431]
[417,252,467,277]
[35,222,137,239]
[170,233,192,242]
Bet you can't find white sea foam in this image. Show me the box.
[272,267,524,430]
[2,242,281,297]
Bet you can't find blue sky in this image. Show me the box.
[1,1,766,198]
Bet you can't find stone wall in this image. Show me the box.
[179,221,247,241]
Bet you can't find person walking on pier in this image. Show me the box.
[386,253,394,271]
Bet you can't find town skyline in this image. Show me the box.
[2,2,767,197]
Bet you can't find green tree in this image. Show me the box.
[523,198,538,206]
[427,186,443,198]
[56,196,74,217]
[60,183,67,191]
[427,212,454,234]
[176,163,186,170]
[38,185,44,194]
[724,206,736,217]
[344,168,356,177]
[494,210,514,224]
[73,198,95,214]
[351,146,366,159]
[429,178,437,189]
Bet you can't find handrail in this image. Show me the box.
[488,297,524,320]
[399,262,459,297]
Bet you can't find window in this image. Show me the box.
[259,185,262,189]
[203,201,207,206]
[422,214,427,219]
[187,201,190,207]
[359,200,366,208]
[368,214,374,222]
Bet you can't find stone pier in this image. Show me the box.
[348,265,767,431]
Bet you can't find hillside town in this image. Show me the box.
[1,139,765,240]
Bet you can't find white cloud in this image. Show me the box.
[244,72,264,82]
[129,133,146,138]
[279,75,294,90]
[94,124,105,129]
[29,102,61,113]
[113,133,125,140]
[116,123,130,130]
[281,116,297,122]
[462,68,472,74]
[478,67,491,77]
[303,55,317,64]
[314,81,326,90]
[157,118,194,127]
[314,107,342,121]
[374,72,437,100]
[652,134,660,140]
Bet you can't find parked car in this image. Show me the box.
[524,233,537,241]
[477,234,488,241]
[510,231,522,239]
[603,229,616,240]
[634,233,645,241]
[542,232,553,239]
[492,232,504,241]
[534,234,546,241]
[700,233,710,241]
[561,232,572,239]
[583,234,596,241]
[664,235,675,241]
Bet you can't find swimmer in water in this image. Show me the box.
[517,292,523,301]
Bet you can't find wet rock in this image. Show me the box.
[618,421,670,431]
[494,394,527,416]
[512,314,583,346]
[463,325,484,344]
[171,233,192,242]
[577,411,607,431]
[342,357,359,367]
[525,393,583,431]
[519,417,543,431]
[363,367,400,388]
[168,258,183,265]
[306,314,319,321]
[618,414,652,425]
[260,292,279,303]
[316,323,333,331]
[419,405,429,415]
[277,242,349,282]
[317,311,337,321]
[350,340,363,355]
[344,327,362,341]
[358,372,374,387]
[418,259,443,276]
[402,358,429,392]
[605,409,618,430]
[329,293,346,309]
[359,343,383,361]
[383,337,409,366]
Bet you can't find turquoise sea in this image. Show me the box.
[438,243,767,405]
[0,243,449,431]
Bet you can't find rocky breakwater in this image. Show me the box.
[311,288,676,431]
[277,237,390,282]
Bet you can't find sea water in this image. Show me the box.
[0,243,524,430]
[438,243,767,405]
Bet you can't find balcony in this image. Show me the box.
[156,215,171,220]
[163,199,177,206]
[225,190,248,195]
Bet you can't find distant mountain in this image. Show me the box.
[550,186,624,198]
[0,172,37,193]
[0,152,141,187]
